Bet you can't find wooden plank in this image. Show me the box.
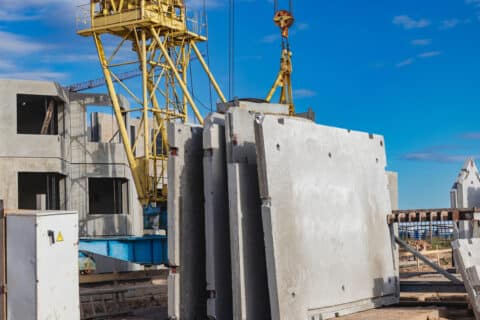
[40,100,55,135]
[79,269,168,284]
[336,308,441,320]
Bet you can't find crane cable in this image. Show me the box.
[203,0,213,111]
[228,0,235,100]
[274,0,293,14]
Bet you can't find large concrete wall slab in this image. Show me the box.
[202,113,233,319]
[255,115,399,319]
[452,239,480,319]
[225,105,289,320]
[167,122,206,319]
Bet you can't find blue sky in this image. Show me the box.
[1,0,480,209]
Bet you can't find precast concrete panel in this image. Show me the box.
[202,113,233,319]
[452,239,480,319]
[225,106,288,319]
[228,163,271,320]
[254,115,399,319]
[167,122,206,319]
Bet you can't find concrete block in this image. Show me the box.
[452,238,480,319]
[167,122,206,319]
[202,113,233,319]
[254,115,399,320]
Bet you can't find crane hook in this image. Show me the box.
[273,10,294,38]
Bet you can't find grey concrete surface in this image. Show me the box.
[451,158,480,209]
[387,171,399,210]
[254,115,399,319]
[202,113,233,319]
[167,122,206,319]
[228,163,271,320]
[452,239,480,319]
[217,100,289,115]
[225,105,291,320]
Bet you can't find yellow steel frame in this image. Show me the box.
[266,48,294,115]
[78,0,226,207]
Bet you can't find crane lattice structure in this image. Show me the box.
[77,0,226,211]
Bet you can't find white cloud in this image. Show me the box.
[1,0,66,8]
[0,31,49,54]
[411,39,431,46]
[0,70,68,82]
[396,58,415,68]
[261,33,281,43]
[296,23,310,31]
[418,51,441,58]
[0,10,39,21]
[466,0,480,7]
[440,18,460,29]
[185,0,223,9]
[393,15,431,30]
[293,89,317,98]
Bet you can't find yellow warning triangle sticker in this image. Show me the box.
[56,232,64,242]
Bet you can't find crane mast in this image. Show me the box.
[77,0,226,222]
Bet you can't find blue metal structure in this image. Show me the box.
[79,235,167,265]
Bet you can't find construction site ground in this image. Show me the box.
[78,270,473,320]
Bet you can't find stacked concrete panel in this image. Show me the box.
[167,122,206,319]
[452,239,480,319]
[167,101,399,319]
[254,115,399,319]
[202,113,233,319]
[225,103,289,319]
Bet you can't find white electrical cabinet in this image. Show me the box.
[6,211,80,320]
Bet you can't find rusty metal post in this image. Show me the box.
[0,200,6,320]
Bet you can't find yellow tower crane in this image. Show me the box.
[77,0,226,223]
[266,1,295,115]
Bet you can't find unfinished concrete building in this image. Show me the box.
[451,157,480,209]
[0,79,143,239]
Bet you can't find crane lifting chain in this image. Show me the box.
[266,0,295,115]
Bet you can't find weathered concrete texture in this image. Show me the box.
[202,113,233,319]
[255,115,399,320]
[0,80,143,242]
[452,239,480,319]
[228,163,271,319]
[387,171,399,210]
[167,122,206,319]
[217,100,289,115]
[451,158,480,209]
[224,104,288,320]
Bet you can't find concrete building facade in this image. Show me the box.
[451,157,480,209]
[0,79,143,237]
